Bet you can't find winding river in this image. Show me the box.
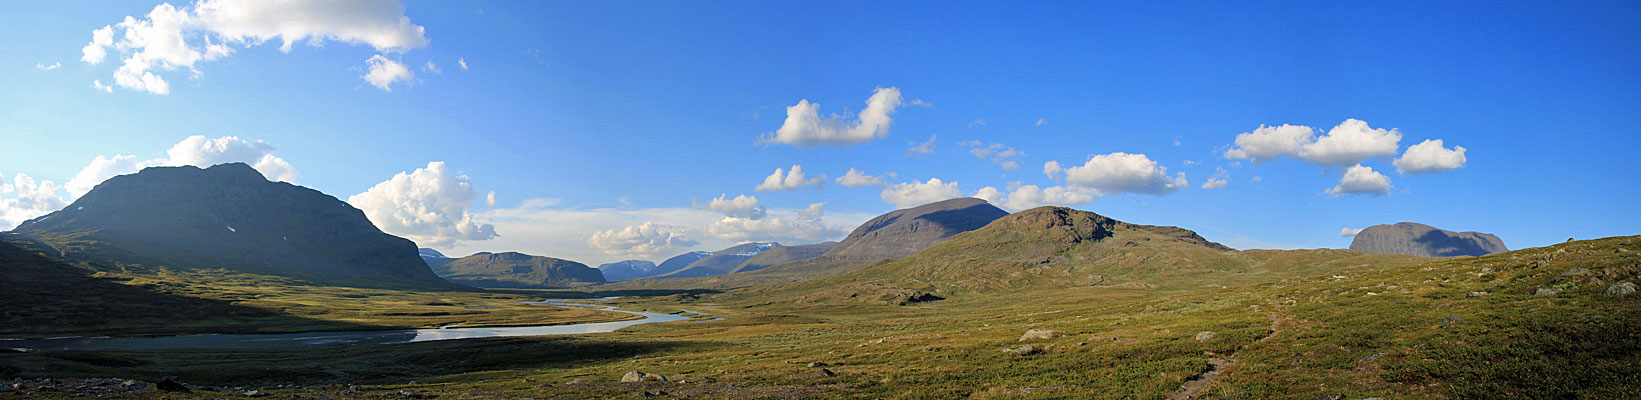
[1,299,691,351]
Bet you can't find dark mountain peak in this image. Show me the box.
[655,242,783,279]
[825,197,1009,258]
[418,248,448,259]
[1350,222,1507,257]
[425,252,604,288]
[11,162,443,287]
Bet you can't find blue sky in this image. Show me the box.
[1,1,1637,265]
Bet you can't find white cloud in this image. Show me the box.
[755,165,824,191]
[363,54,413,91]
[881,178,962,208]
[1393,139,1467,174]
[0,172,70,230]
[165,135,298,182]
[1340,227,1364,237]
[759,87,905,147]
[66,155,145,199]
[81,25,115,64]
[1201,167,1229,189]
[457,57,468,70]
[1223,124,1315,163]
[35,62,62,70]
[423,60,440,74]
[1043,161,1063,180]
[485,191,497,207]
[963,141,1025,171]
[588,221,699,260]
[705,194,767,220]
[91,80,115,93]
[64,135,299,200]
[836,168,885,188]
[348,161,498,247]
[969,119,985,128]
[1299,119,1402,166]
[706,202,841,244]
[1325,164,1391,197]
[973,184,1094,212]
[1058,152,1187,196]
[80,0,428,94]
[1035,118,1047,127]
[906,134,936,157]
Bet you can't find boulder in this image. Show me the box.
[1535,287,1563,296]
[1019,329,1066,341]
[1194,331,1216,342]
[621,371,667,383]
[1607,282,1637,298]
[1002,345,1042,357]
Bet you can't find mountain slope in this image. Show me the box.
[1350,222,1508,257]
[646,251,713,278]
[9,163,443,287]
[427,252,605,288]
[657,242,780,278]
[732,242,835,273]
[598,260,657,282]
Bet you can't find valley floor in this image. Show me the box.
[4,237,1639,399]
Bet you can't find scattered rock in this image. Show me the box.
[1535,287,1563,296]
[1562,267,1590,277]
[156,378,190,393]
[244,389,269,397]
[1194,331,1216,342]
[566,379,584,385]
[1441,316,1463,328]
[621,371,667,383]
[1019,329,1065,341]
[1607,282,1637,298]
[119,380,143,389]
[818,368,836,377]
[1314,395,1344,400]
[1465,292,1486,299]
[1002,345,1042,357]
[807,362,827,368]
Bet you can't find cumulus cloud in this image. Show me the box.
[705,194,767,220]
[1223,124,1315,163]
[1223,119,1403,166]
[0,172,70,230]
[1340,227,1364,237]
[1201,167,1229,189]
[759,87,905,147]
[963,140,1025,170]
[906,134,936,157]
[363,54,413,91]
[79,0,429,94]
[707,202,841,244]
[973,184,1095,212]
[485,191,497,207]
[755,165,824,191]
[348,161,498,247]
[881,178,962,208]
[836,168,885,188]
[1057,152,1187,196]
[457,57,468,70]
[64,135,298,200]
[1325,164,1392,197]
[588,221,699,260]
[1393,139,1467,174]
[1043,161,1063,180]
[422,60,440,74]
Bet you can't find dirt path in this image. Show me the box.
[1164,312,1287,399]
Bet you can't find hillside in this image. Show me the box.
[597,260,657,282]
[645,251,713,278]
[1351,222,1508,257]
[731,242,835,273]
[428,252,606,288]
[9,163,443,288]
[656,242,780,279]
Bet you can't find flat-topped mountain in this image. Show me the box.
[426,252,605,288]
[825,197,1009,258]
[598,260,657,282]
[10,163,443,287]
[1349,222,1507,257]
[658,242,780,278]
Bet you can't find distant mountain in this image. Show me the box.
[647,251,714,277]
[592,198,1009,290]
[418,248,448,259]
[1349,222,1507,257]
[598,260,657,282]
[732,242,835,273]
[426,252,605,288]
[9,163,444,287]
[656,242,781,278]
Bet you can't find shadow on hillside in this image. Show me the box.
[1412,230,1490,257]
